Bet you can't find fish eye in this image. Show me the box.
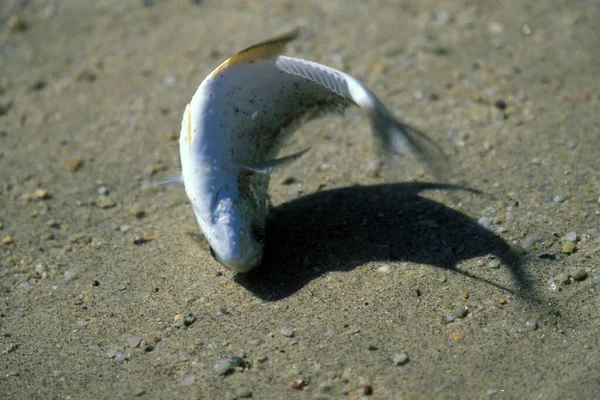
[251,224,265,245]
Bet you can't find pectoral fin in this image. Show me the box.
[235,147,311,175]
[147,172,184,187]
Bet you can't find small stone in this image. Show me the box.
[0,96,12,116]
[34,264,46,274]
[114,352,127,362]
[96,197,116,209]
[35,189,50,199]
[564,232,577,242]
[524,320,537,331]
[392,352,409,365]
[556,273,570,285]
[97,186,109,196]
[592,274,600,284]
[7,15,27,32]
[362,384,374,395]
[561,241,576,254]
[183,376,195,386]
[488,259,501,268]
[291,379,307,390]
[128,336,142,348]
[2,235,14,244]
[183,314,196,327]
[450,304,467,319]
[42,232,54,241]
[173,313,184,321]
[571,269,588,281]
[230,356,246,368]
[478,217,492,230]
[279,326,295,337]
[377,265,390,273]
[498,296,508,305]
[522,235,541,250]
[64,270,78,282]
[553,194,566,203]
[64,157,83,172]
[2,343,19,354]
[117,284,127,291]
[134,209,146,219]
[236,388,252,398]
[134,388,145,396]
[248,338,263,345]
[452,332,463,340]
[213,359,232,375]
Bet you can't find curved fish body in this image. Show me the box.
[178,30,447,273]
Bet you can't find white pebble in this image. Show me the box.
[392,352,409,365]
[183,376,195,386]
[377,265,390,273]
[478,217,492,230]
[279,326,295,338]
[564,232,577,242]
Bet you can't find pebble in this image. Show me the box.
[7,16,27,32]
[97,186,109,196]
[392,352,409,365]
[96,197,116,209]
[571,269,588,281]
[2,235,14,245]
[564,232,578,242]
[128,336,142,348]
[117,284,127,291]
[279,326,295,337]
[114,352,127,362]
[183,314,196,327]
[522,235,541,250]
[377,265,390,273]
[488,259,501,269]
[498,296,508,305]
[183,376,195,386]
[213,359,232,375]
[134,388,145,396]
[248,338,263,345]
[236,388,252,398]
[555,273,570,285]
[64,156,83,173]
[524,320,537,331]
[561,241,576,254]
[64,270,78,282]
[478,217,492,230]
[553,194,566,203]
[3,343,19,354]
[34,264,46,274]
[450,304,467,319]
[35,189,50,199]
[592,274,600,284]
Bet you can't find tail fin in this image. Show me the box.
[371,108,450,181]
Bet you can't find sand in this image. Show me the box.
[1,0,599,398]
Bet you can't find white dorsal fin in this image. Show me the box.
[235,147,311,175]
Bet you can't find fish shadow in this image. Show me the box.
[235,182,535,301]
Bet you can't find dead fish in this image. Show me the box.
[167,30,448,273]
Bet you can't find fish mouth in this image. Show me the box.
[212,230,262,274]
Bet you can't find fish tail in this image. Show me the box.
[371,106,450,181]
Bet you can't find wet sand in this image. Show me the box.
[1,1,599,398]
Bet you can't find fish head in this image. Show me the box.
[195,176,268,274]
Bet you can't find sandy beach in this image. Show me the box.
[1,1,599,398]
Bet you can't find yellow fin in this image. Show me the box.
[210,29,300,77]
